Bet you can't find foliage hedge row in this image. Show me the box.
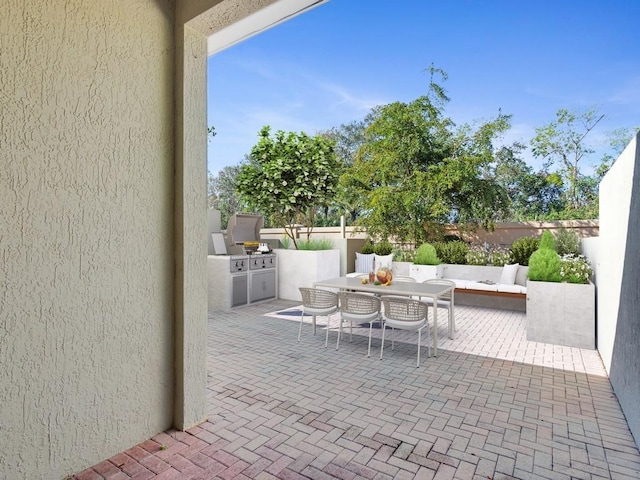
[358,230,583,269]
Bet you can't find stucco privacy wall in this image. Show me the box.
[597,133,640,447]
[0,1,179,477]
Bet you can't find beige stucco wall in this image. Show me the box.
[1,1,178,477]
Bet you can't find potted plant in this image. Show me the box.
[410,242,441,282]
[391,247,415,276]
[526,231,595,348]
[355,240,375,274]
[373,240,394,275]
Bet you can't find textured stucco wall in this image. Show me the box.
[1,1,177,477]
[172,23,208,431]
[598,133,640,448]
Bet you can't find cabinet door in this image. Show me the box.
[250,270,276,302]
[232,274,248,307]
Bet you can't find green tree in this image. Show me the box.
[531,108,604,210]
[208,164,245,228]
[492,144,564,220]
[236,126,341,249]
[319,118,371,224]
[594,127,639,182]
[344,69,510,244]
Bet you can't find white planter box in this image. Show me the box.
[526,280,595,349]
[409,264,439,282]
[275,249,341,301]
[392,261,412,277]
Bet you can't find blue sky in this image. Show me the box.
[207,0,640,175]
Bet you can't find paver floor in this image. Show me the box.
[74,300,640,480]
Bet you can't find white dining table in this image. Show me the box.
[312,276,454,357]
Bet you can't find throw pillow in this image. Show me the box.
[355,252,375,273]
[374,253,394,270]
[499,263,519,285]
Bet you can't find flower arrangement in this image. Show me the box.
[560,254,592,284]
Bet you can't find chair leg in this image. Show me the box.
[336,316,343,351]
[367,321,373,357]
[417,328,421,368]
[391,327,395,351]
[324,314,330,348]
[312,315,317,335]
[380,323,386,360]
[298,310,304,342]
[450,307,456,335]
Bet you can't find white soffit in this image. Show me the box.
[207,0,328,56]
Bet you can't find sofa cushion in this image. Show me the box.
[499,263,519,285]
[466,281,499,292]
[449,279,473,289]
[497,283,527,294]
[515,265,529,286]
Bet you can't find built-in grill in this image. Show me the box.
[207,212,278,310]
[230,255,249,273]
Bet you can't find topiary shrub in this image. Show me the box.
[434,240,469,264]
[555,228,580,256]
[528,248,562,282]
[414,243,441,265]
[360,240,375,254]
[510,236,539,266]
[373,240,393,256]
[538,230,556,251]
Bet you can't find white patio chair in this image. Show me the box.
[421,279,456,338]
[393,275,416,282]
[380,296,430,367]
[337,292,381,355]
[298,287,339,347]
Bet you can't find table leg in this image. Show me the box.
[432,295,438,357]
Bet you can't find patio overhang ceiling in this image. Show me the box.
[192,0,328,56]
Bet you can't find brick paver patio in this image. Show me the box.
[74,300,640,479]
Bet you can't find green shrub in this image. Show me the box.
[393,247,415,262]
[414,243,441,265]
[560,254,592,284]
[434,240,469,264]
[373,240,393,256]
[489,248,512,266]
[538,230,556,251]
[297,238,334,250]
[465,247,489,265]
[360,240,375,254]
[555,229,580,256]
[510,236,539,266]
[528,248,562,282]
[280,235,291,249]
